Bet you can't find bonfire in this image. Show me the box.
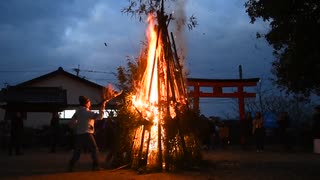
[115,6,202,172]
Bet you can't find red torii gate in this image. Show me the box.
[187,77,260,120]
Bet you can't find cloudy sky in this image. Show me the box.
[0,0,275,118]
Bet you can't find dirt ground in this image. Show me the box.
[1,146,320,180]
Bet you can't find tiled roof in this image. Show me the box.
[16,67,104,89]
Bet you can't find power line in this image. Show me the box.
[71,68,115,74]
[70,65,116,77]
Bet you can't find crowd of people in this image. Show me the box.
[203,106,320,154]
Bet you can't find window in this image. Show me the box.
[59,109,117,119]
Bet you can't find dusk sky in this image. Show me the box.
[0,0,275,118]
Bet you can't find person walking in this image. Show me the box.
[67,96,106,172]
[252,112,265,152]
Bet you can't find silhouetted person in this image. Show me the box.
[49,112,60,153]
[67,96,106,172]
[9,111,24,156]
[208,120,217,150]
[0,120,10,149]
[219,122,229,149]
[240,112,252,150]
[312,105,320,154]
[277,111,291,151]
[253,112,265,152]
[104,116,117,168]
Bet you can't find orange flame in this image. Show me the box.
[132,15,161,162]
[134,15,159,106]
[131,14,187,168]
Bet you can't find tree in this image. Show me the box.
[122,0,197,30]
[116,56,139,91]
[244,0,320,96]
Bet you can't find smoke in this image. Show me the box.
[172,0,188,76]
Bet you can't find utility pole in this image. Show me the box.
[239,65,243,79]
[73,64,80,76]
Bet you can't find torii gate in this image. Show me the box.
[187,77,260,120]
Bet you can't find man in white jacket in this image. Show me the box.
[68,96,106,172]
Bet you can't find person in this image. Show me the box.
[0,119,10,150]
[252,111,265,152]
[277,111,291,151]
[67,96,106,172]
[49,112,60,153]
[240,112,252,150]
[312,105,320,154]
[104,115,117,168]
[219,122,229,149]
[9,111,24,156]
[208,120,217,150]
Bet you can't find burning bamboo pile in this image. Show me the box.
[127,7,201,172]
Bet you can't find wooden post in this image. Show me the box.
[238,85,245,120]
[193,85,200,113]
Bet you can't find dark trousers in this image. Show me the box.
[69,133,99,167]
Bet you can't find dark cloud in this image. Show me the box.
[185,0,273,80]
[0,0,144,85]
[0,0,275,117]
[0,0,94,66]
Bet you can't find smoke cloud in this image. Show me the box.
[172,0,188,75]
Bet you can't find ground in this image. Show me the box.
[1,146,320,180]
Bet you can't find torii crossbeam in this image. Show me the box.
[187,78,260,120]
